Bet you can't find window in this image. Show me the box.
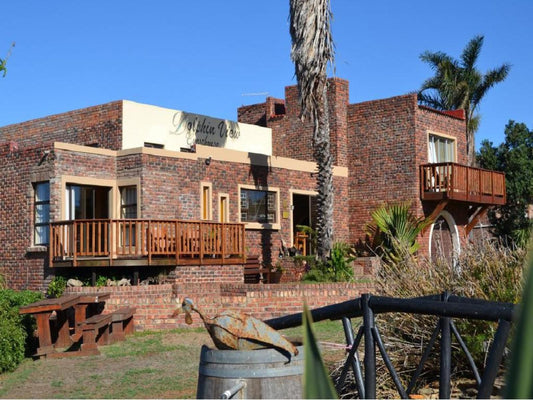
[428,134,455,163]
[240,188,277,224]
[120,186,138,218]
[34,182,50,245]
[201,183,212,220]
[219,194,229,223]
[66,185,109,220]
[144,142,164,149]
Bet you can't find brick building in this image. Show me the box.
[0,78,505,291]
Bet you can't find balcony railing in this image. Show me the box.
[420,163,506,205]
[49,219,245,267]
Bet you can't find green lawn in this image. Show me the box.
[0,320,352,399]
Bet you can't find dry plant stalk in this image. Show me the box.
[333,239,526,398]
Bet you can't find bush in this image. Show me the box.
[301,241,355,283]
[46,275,67,298]
[375,239,525,391]
[365,202,431,264]
[0,289,43,373]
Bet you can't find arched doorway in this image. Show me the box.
[429,211,460,266]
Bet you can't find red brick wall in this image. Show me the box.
[414,104,467,255]
[65,280,375,331]
[0,101,123,150]
[347,94,419,246]
[345,93,468,255]
[238,78,349,167]
[1,144,55,291]
[136,152,350,264]
[1,140,350,290]
[0,102,123,290]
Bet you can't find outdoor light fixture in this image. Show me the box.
[205,156,212,166]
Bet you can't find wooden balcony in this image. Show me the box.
[49,219,245,268]
[420,163,506,205]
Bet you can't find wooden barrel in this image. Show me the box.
[196,344,304,399]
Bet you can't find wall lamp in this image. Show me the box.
[205,156,212,166]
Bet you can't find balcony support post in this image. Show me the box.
[422,200,449,235]
[465,205,489,237]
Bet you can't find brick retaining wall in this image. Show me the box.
[65,280,374,331]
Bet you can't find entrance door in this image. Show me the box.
[66,185,109,220]
[292,194,317,255]
[431,216,454,264]
[66,185,110,254]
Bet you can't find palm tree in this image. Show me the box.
[289,0,335,262]
[0,42,15,78]
[365,202,432,264]
[418,35,511,165]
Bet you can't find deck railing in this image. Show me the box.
[49,219,245,267]
[420,163,506,205]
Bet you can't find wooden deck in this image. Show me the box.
[49,219,245,267]
[420,163,506,205]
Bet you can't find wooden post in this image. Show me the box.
[73,221,78,267]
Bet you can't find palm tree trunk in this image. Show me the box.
[289,0,335,262]
[314,84,334,260]
[467,128,475,166]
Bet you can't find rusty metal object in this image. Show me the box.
[173,298,298,356]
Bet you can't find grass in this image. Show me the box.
[0,321,349,399]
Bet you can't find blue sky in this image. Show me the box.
[1,1,531,149]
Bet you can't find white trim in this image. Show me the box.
[428,210,461,268]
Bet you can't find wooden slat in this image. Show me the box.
[420,162,506,205]
[50,219,245,267]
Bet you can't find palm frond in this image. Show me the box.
[460,35,484,71]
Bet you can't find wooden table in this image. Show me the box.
[19,292,111,357]
[19,294,81,356]
[73,293,111,339]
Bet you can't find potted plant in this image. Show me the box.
[269,261,284,283]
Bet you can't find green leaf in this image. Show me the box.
[303,303,337,399]
[506,249,533,398]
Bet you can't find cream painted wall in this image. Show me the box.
[122,100,272,155]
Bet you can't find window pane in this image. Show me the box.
[35,182,50,245]
[240,189,277,223]
[429,135,455,163]
[35,226,49,245]
[35,182,50,202]
[35,204,50,224]
[120,186,137,218]
[122,205,137,219]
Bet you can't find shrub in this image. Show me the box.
[46,275,67,298]
[375,239,525,391]
[365,202,431,264]
[301,241,355,283]
[0,289,43,373]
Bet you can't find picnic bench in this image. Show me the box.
[79,313,113,355]
[244,256,272,283]
[19,294,80,356]
[19,292,135,358]
[110,306,136,342]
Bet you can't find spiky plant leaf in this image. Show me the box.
[506,247,533,398]
[303,303,337,399]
